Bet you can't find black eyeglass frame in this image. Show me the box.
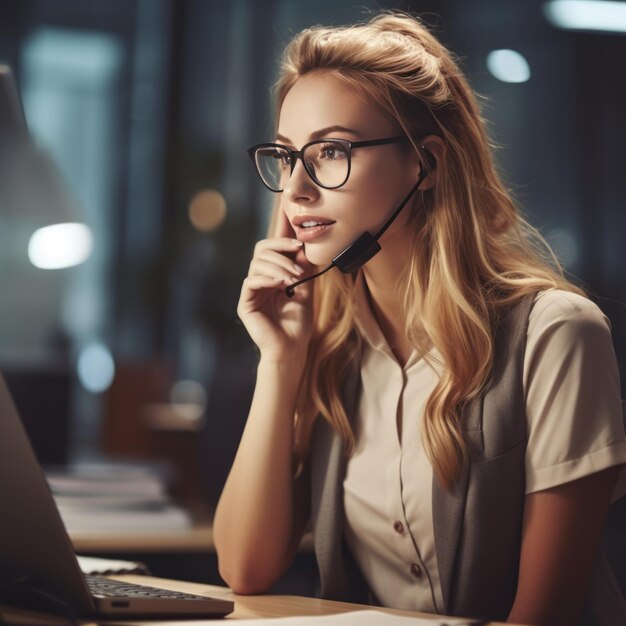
[247,135,409,192]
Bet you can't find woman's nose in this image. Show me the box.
[283,158,319,202]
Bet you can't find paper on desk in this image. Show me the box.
[76,555,150,575]
[164,609,467,625]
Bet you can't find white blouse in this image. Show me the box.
[343,281,626,614]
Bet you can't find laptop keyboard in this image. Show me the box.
[85,575,212,601]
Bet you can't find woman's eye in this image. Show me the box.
[271,150,291,167]
[319,143,345,160]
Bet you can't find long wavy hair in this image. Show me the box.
[269,11,583,490]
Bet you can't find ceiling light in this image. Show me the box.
[28,222,93,269]
[544,0,626,33]
[77,342,115,393]
[486,49,531,83]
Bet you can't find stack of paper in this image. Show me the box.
[45,463,192,534]
[75,555,149,575]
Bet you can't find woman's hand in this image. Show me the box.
[237,210,315,362]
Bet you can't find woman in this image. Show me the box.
[213,12,626,625]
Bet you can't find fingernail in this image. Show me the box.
[293,239,303,246]
[293,264,304,275]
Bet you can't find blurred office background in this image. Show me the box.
[0,0,625,582]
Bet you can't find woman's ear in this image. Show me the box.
[417,134,445,190]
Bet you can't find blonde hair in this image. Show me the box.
[270,11,583,490]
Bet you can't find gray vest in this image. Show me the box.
[308,294,626,624]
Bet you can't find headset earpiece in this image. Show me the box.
[420,145,436,172]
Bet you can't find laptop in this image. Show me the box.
[0,372,234,618]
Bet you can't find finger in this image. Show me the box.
[276,207,296,239]
[238,275,285,316]
[255,248,305,276]
[239,276,284,309]
[255,237,303,255]
[250,258,301,283]
[294,245,317,271]
[242,275,284,293]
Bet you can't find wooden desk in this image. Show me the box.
[0,575,519,624]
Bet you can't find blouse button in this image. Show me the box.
[393,521,404,534]
[410,563,422,578]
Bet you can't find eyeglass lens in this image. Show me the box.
[254,141,349,191]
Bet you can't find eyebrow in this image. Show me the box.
[275,125,362,144]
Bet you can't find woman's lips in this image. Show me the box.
[293,221,335,242]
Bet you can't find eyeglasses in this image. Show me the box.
[247,136,409,192]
